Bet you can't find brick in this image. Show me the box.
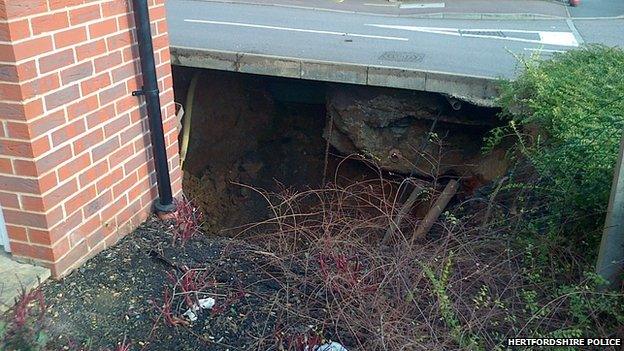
[54,27,87,48]
[99,82,126,105]
[109,143,133,168]
[51,240,89,277]
[101,0,129,17]
[106,30,133,51]
[51,118,86,146]
[67,95,99,120]
[115,95,138,115]
[92,136,120,162]
[125,76,141,94]
[117,12,134,30]
[124,150,150,174]
[57,153,90,181]
[21,195,45,212]
[156,20,168,36]
[6,225,28,242]
[35,145,72,174]
[0,63,35,92]
[159,48,171,65]
[120,120,144,145]
[149,5,166,21]
[12,36,54,61]
[103,114,129,138]
[78,159,108,187]
[64,185,96,215]
[69,4,101,25]
[45,84,80,110]
[83,189,112,218]
[29,110,66,137]
[31,12,69,35]
[101,193,125,221]
[0,20,30,41]
[5,121,30,139]
[31,135,51,157]
[37,172,57,193]
[20,73,61,99]
[0,191,19,209]
[0,64,19,82]
[0,139,33,158]
[0,43,14,62]
[97,166,123,195]
[39,49,74,74]
[60,61,93,85]
[0,82,26,101]
[112,171,137,199]
[88,18,117,39]
[28,229,56,246]
[73,128,104,154]
[94,51,122,73]
[81,72,110,96]
[127,176,149,200]
[121,45,138,62]
[42,178,78,210]
[48,0,84,10]
[13,159,37,177]
[86,103,115,128]
[48,208,82,243]
[152,34,169,52]
[0,158,12,174]
[76,39,106,61]
[0,174,39,193]
[111,62,138,83]
[1,1,47,18]
[3,208,48,228]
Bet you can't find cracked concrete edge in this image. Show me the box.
[171,46,500,106]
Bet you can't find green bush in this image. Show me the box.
[490,46,624,221]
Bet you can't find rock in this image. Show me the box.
[325,86,509,182]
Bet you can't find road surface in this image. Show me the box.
[166,0,624,80]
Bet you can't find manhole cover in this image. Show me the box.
[379,51,424,63]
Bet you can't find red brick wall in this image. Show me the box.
[0,0,182,277]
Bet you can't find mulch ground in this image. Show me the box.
[41,218,290,351]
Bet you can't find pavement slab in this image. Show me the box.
[0,253,50,312]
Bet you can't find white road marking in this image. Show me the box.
[185,19,409,41]
[363,3,396,7]
[400,2,445,9]
[366,24,579,47]
[524,48,566,53]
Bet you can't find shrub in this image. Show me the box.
[489,45,624,225]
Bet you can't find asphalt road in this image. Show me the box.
[166,0,624,79]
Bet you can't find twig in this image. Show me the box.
[481,176,508,231]
[412,180,459,241]
[382,183,425,245]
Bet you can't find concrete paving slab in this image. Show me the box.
[0,253,50,312]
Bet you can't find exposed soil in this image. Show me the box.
[37,70,510,350]
[42,218,292,350]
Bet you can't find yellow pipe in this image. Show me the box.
[180,72,200,170]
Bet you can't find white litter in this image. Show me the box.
[198,297,216,309]
[315,342,348,351]
[182,308,198,321]
[182,297,217,322]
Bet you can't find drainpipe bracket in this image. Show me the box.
[132,88,160,97]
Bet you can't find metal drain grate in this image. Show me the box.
[379,51,425,63]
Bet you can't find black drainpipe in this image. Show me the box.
[132,0,176,214]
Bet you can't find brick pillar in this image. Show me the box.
[0,0,182,277]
